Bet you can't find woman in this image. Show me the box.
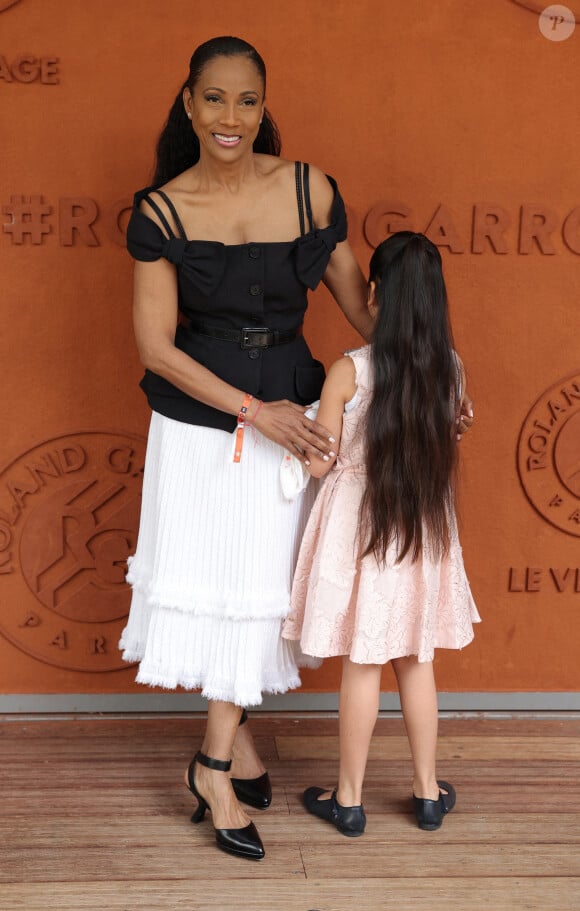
[119,36,373,860]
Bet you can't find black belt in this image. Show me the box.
[188,319,303,349]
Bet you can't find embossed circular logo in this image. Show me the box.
[0,432,145,671]
[517,373,580,537]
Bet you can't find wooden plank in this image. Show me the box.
[300,843,580,878]
[1,878,579,911]
[3,813,580,848]
[0,844,304,883]
[276,734,580,761]
[3,714,580,741]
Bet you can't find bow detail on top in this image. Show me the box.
[126,206,226,296]
[293,176,348,289]
[295,228,342,290]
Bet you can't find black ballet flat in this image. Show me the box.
[231,709,273,810]
[187,751,265,860]
[303,786,366,837]
[413,780,456,831]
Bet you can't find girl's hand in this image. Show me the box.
[252,400,336,464]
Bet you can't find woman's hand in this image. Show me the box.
[457,392,474,440]
[252,400,336,464]
[455,356,474,441]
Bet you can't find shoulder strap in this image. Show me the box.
[294,162,315,236]
[142,194,175,239]
[303,163,314,233]
[294,161,305,236]
[154,190,188,240]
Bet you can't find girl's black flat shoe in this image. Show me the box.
[231,709,272,810]
[413,780,456,831]
[187,751,265,860]
[303,786,366,837]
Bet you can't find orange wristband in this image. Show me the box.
[233,393,253,463]
[247,399,263,425]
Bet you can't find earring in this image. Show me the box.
[187,112,192,119]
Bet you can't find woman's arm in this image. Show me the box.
[132,255,337,463]
[323,241,374,342]
[133,257,246,416]
[306,355,357,478]
[307,166,374,342]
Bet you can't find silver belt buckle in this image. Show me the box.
[241,327,271,349]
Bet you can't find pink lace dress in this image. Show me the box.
[282,346,480,664]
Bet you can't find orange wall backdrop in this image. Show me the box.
[1,0,579,697]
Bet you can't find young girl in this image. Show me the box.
[282,231,480,834]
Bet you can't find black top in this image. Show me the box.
[126,163,348,432]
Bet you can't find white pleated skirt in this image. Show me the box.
[119,412,318,706]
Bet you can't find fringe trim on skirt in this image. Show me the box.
[119,412,319,706]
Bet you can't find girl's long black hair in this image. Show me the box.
[360,232,459,564]
[153,36,281,185]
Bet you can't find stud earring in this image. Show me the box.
[187,112,192,119]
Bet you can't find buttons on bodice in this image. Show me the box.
[248,245,261,259]
[249,283,262,296]
[248,349,261,360]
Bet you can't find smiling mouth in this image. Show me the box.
[213,133,242,146]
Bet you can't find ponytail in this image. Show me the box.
[153,85,199,185]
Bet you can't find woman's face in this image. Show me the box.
[184,55,265,161]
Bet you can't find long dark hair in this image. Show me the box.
[153,36,281,184]
[360,232,459,564]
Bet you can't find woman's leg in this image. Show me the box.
[335,657,382,806]
[187,700,252,829]
[391,656,440,800]
[230,717,267,780]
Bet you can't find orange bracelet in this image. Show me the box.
[247,399,263,425]
[233,393,253,463]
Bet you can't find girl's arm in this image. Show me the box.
[306,355,357,478]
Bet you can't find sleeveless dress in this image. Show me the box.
[119,166,345,706]
[282,347,481,664]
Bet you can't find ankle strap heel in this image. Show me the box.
[185,750,265,860]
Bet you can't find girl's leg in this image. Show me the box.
[391,656,440,800]
[186,700,252,829]
[335,657,382,806]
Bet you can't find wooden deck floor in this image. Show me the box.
[1,714,579,910]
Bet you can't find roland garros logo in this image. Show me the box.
[517,373,580,537]
[0,431,145,671]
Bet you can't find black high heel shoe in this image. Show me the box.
[230,709,273,810]
[187,751,265,859]
[413,780,456,831]
[303,787,366,837]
